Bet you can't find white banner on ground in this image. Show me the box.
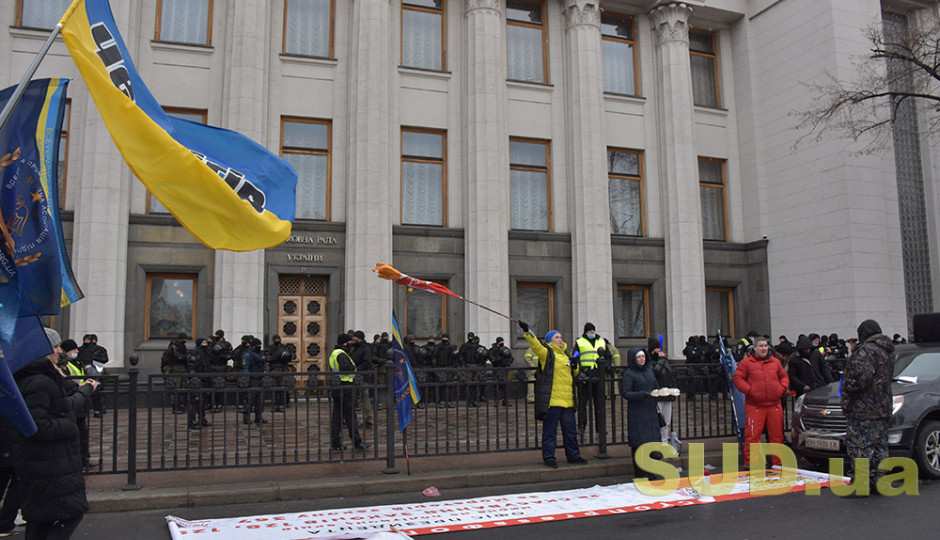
[166,469,832,539]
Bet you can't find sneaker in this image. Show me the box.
[568,457,589,465]
[544,460,558,469]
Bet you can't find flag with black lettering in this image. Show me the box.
[59,0,297,251]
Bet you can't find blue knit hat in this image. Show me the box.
[544,330,559,343]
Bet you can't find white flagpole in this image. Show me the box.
[0,23,63,132]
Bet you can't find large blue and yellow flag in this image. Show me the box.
[0,78,81,344]
[59,0,297,251]
[391,312,421,432]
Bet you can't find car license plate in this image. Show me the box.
[806,437,840,451]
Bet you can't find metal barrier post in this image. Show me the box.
[595,365,610,459]
[123,354,141,490]
[382,362,399,474]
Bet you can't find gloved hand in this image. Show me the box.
[226,359,234,368]
[643,391,653,399]
[518,320,529,333]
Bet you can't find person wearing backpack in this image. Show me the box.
[518,321,588,469]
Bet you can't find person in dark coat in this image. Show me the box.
[621,347,664,479]
[13,328,99,540]
[789,335,825,396]
[841,319,895,494]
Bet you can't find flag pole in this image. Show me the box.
[0,23,62,132]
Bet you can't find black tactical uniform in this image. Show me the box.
[186,338,212,430]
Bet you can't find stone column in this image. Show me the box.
[213,0,270,339]
[562,0,615,338]
[463,0,511,342]
[344,0,393,332]
[68,3,133,365]
[649,3,706,352]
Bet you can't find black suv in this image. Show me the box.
[791,315,940,479]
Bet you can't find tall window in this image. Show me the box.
[17,0,70,30]
[150,109,208,214]
[601,14,638,96]
[516,282,553,341]
[156,0,212,46]
[402,0,445,71]
[283,0,333,58]
[689,29,720,108]
[405,282,446,339]
[509,138,550,231]
[705,286,734,339]
[616,285,650,339]
[146,273,197,339]
[699,157,727,241]
[608,148,644,236]
[58,100,70,209]
[281,118,330,221]
[506,0,547,83]
[401,129,446,226]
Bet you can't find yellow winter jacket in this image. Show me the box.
[524,332,577,408]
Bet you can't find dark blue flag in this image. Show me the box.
[0,315,52,436]
[0,78,82,344]
[390,312,421,432]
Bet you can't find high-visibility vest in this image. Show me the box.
[328,349,355,383]
[574,337,606,369]
[66,360,85,384]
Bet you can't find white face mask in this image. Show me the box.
[68,351,79,359]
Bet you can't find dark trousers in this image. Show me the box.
[542,406,581,462]
[76,415,90,464]
[330,385,361,448]
[0,467,20,529]
[187,383,208,428]
[25,514,83,540]
[631,447,665,480]
[577,379,604,432]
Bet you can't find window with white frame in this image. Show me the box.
[283,0,333,58]
[156,0,212,46]
[509,138,550,231]
[401,129,446,226]
[506,0,547,83]
[402,0,445,71]
[608,148,644,236]
[281,118,330,221]
[601,13,638,96]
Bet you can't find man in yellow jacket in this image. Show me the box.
[519,321,589,468]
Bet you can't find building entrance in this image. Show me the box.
[277,275,328,373]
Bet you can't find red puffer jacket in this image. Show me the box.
[733,352,789,406]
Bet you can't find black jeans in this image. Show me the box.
[330,385,361,448]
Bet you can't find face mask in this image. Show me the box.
[587,333,596,339]
[68,351,79,359]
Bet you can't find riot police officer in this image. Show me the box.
[186,337,212,430]
[241,338,268,425]
[207,329,233,410]
[489,337,513,406]
[435,334,458,408]
[267,334,294,412]
[161,333,189,413]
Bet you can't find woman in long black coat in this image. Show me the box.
[13,329,98,540]
[621,346,663,479]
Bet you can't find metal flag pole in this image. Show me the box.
[0,23,63,132]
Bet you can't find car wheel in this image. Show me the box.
[915,420,940,479]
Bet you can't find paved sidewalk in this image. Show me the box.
[85,439,735,512]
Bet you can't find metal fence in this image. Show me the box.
[80,359,793,486]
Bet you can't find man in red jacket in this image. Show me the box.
[733,336,789,467]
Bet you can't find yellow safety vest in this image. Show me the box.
[575,337,606,369]
[66,360,85,384]
[328,349,355,383]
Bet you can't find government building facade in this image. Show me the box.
[2,0,937,373]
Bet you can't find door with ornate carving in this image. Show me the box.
[277,276,328,373]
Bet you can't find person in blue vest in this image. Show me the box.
[329,333,365,452]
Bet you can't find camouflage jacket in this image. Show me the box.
[840,334,895,419]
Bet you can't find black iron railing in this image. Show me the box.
[76,358,793,486]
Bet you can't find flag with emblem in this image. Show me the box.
[390,311,421,432]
